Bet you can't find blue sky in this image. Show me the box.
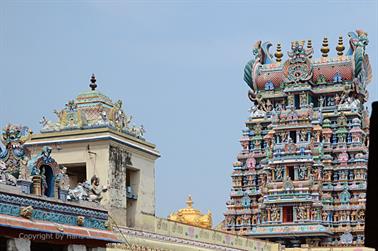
[1,0,377,225]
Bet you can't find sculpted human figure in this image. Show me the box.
[54,108,66,127]
[88,175,108,203]
[271,207,280,221]
[311,208,318,220]
[296,206,306,220]
[357,210,365,220]
[248,90,269,112]
[275,166,283,181]
[322,211,328,221]
[56,166,70,191]
[130,125,146,138]
[40,116,58,131]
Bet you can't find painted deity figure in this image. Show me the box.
[40,116,58,131]
[56,166,70,191]
[249,103,265,118]
[110,100,132,131]
[54,108,67,128]
[300,130,307,142]
[0,124,31,183]
[271,207,280,222]
[275,166,284,181]
[311,208,318,220]
[322,211,328,222]
[248,90,269,113]
[340,186,351,204]
[0,160,17,185]
[297,165,307,180]
[130,125,146,138]
[357,209,365,220]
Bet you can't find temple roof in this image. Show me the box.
[40,74,146,140]
[168,195,212,229]
[244,30,372,94]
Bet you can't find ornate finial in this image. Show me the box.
[307,40,313,58]
[274,43,283,62]
[336,36,345,56]
[186,195,193,208]
[90,73,97,91]
[168,195,212,229]
[321,37,330,57]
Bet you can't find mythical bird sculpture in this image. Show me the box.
[346,30,372,85]
[244,40,275,90]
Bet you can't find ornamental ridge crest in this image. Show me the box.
[283,40,313,84]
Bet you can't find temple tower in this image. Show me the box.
[25,75,160,228]
[224,30,371,247]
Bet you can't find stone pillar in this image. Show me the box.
[67,244,87,251]
[7,238,31,251]
[32,175,41,196]
[88,248,106,251]
[54,179,60,199]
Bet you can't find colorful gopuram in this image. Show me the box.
[224,30,372,247]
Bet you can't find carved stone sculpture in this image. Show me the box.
[20,205,33,219]
[88,175,108,203]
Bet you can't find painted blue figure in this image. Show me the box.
[262,140,267,149]
[347,133,352,143]
[333,72,343,83]
[254,176,258,186]
[242,194,250,208]
[328,212,333,222]
[340,186,351,204]
[332,134,337,144]
[242,176,248,186]
[349,171,354,180]
[264,81,274,91]
[0,143,7,159]
[299,147,305,156]
[41,146,54,164]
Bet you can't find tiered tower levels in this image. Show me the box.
[224,30,372,247]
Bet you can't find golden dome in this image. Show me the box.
[168,195,212,229]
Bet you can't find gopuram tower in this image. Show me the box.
[224,30,372,247]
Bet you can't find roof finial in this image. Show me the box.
[307,40,313,58]
[321,37,330,58]
[274,43,283,62]
[336,36,345,56]
[186,195,193,208]
[90,73,97,91]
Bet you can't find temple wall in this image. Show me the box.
[108,214,281,251]
[26,132,159,229]
[130,151,156,226]
[29,141,111,203]
[286,248,374,251]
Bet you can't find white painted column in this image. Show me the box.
[67,244,87,251]
[88,248,106,251]
[7,238,31,251]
